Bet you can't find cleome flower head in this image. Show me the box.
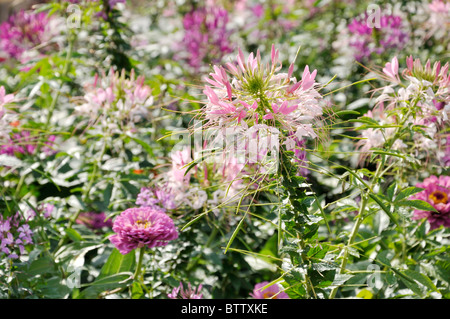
[109,207,178,255]
[181,5,233,71]
[0,86,15,141]
[346,12,409,62]
[250,281,290,299]
[357,56,450,165]
[411,175,450,231]
[168,282,203,299]
[0,10,56,62]
[0,130,57,158]
[76,68,154,133]
[202,45,325,154]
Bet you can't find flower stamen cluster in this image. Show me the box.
[76,68,154,133]
[202,45,324,155]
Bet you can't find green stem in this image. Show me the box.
[53,134,108,255]
[328,95,421,299]
[44,34,74,131]
[134,247,145,280]
[279,148,316,298]
[329,195,367,299]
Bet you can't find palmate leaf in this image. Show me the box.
[369,194,400,227]
[402,270,439,294]
[394,187,424,202]
[393,268,440,297]
[386,182,397,202]
[395,199,438,212]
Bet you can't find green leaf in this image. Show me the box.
[369,194,400,227]
[36,277,70,299]
[127,136,154,157]
[76,272,134,299]
[27,255,56,276]
[394,187,424,202]
[103,183,114,209]
[98,248,136,280]
[348,117,380,126]
[65,228,83,242]
[435,261,450,284]
[86,273,133,287]
[402,270,439,294]
[395,200,438,212]
[386,182,397,202]
[131,282,144,299]
[398,276,424,297]
[376,250,394,267]
[335,110,361,117]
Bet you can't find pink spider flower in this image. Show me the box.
[168,282,203,299]
[0,213,34,260]
[250,281,290,299]
[0,131,57,157]
[180,5,233,71]
[347,13,409,62]
[0,86,14,108]
[0,86,15,140]
[76,212,113,230]
[0,10,56,62]
[426,0,450,41]
[202,45,324,150]
[76,69,154,132]
[367,56,450,164]
[381,55,450,123]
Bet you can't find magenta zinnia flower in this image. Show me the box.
[250,281,290,299]
[168,282,203,299]
[411,175,450,231]
[109,207,178,255]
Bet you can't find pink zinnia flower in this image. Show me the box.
[411,175,450,231]
[168,282,203,299]
[109,207,178,255]
[250,281,290,299]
